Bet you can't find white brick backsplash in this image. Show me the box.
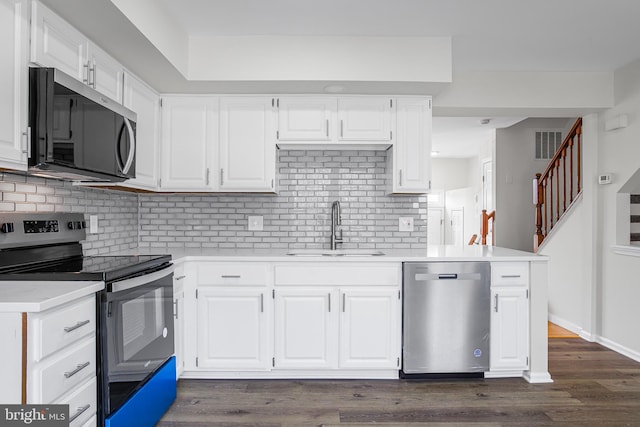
[2,150,428,252]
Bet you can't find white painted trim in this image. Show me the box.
[596,336,640,364]
[484,370,524,379]
[524,371,553,384]
[179,369,399,380]
[611,244,640,257]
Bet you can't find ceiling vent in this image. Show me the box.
[534,131,563,160]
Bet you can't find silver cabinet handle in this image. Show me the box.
[340,120,344,138]
[342,293,346,312]
[328,293,331,312]
[83,62,89,84]
[64,319,90,333]
[175,275,186,281]
[205,168,210,185]
[88,64,96,88]
[220,168,224,186]
[221,275,241,278]
[326,119,329,137]
[260,293,264,313]
[173,300,179,319]
[69,404,90,423]
[494,294,499,312]
[64,361,90,378]
[22,127,31,156]
[501,275,521,278]
[399,169,403,186]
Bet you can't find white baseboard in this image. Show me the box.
[524,371,553,384]
[548,313,594,341]
[596,336,640,364]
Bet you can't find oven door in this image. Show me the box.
[101,265,174,415]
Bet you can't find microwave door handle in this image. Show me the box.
[122,118,135,175]
[115,122,126,172]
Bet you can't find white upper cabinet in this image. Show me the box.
[277,97,335,141]
[388,97,432,194]
[219,97,276,192]
[31,1,123,102]
[86,42,123,103]
[338,97,393,141]
[0,0,29,171]
[160,97,218,191]
[122,71,160,190]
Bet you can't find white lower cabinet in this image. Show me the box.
[196,287,270,370]
[490,262,530,372]
[274,288,338,369]
[339,289,400,369]
[173,262,186,377]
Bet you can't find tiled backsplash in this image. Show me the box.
[139,150,427,250]
[0,172,139,255]
[2,150,427,253]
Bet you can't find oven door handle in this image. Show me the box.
[111,265,175,293]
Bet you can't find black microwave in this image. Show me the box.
[28,67,137,182]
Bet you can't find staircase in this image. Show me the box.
[468,209,495,246]
[533,118,582,251]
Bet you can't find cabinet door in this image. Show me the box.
[0,0,28,170]
[219,97,276,192]
[391,97,432,193]
[277,97,335,141]
[122,72,159,190]
[339,288,400,369]
[160,97,217,191]
[173,265,186,377]
[87,42,123,103]
[490,287,529,371]
[30,1,87,82]
[196,287,269,370]
[337,97,393,141]
[274,288,338,369]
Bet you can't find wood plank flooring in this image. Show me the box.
[158,339,640,426]
[548,322,580,339]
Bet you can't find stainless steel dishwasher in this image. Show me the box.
[402,262,491,377]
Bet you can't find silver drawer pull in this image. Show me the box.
[69,404,90,423]
[63,320,90,333]
[175,275,186,281]
[501,275,521,278]
[221,275,241,279]
[64,361,90,379]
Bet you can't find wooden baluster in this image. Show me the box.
[569,137,574,203]
[577,123,582,194]
[542,179,547,236]
[547,169,553,234]
[562,147,567,212]
[481,209,487,245]
[555,158,560,222]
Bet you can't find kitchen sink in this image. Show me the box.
[286,249,385,257]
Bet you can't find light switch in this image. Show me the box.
[248,216,263,231]
[399,217,414,232]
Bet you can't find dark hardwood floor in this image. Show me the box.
[158,339,640,426]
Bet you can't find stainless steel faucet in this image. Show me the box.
[330,200,343,250]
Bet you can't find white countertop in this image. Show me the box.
[0,281,104,313]
[120,245,546,263]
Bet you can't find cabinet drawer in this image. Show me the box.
[197,263,269,286]
[31,296,96,362]
[30,337,96,403]
[54,376,96,427]
[491,262,529,287]
[274,263,401,286]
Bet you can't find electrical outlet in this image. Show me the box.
[399,217,414,232]
[89,215,98,234]
[248,216,263,231]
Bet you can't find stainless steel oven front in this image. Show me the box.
[98,265,175,419]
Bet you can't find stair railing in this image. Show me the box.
[534,118,582,251]
[481,209,495,245]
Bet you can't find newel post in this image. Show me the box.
[534,173,544,251]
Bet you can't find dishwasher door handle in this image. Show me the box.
[438,274,458,280]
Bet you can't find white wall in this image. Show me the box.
[431,158,470,191]
[495,117,576,251]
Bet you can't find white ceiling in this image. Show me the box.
[40,0,637,158]
[160,0,640,72]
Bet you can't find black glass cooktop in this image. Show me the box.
[0,254,171,282]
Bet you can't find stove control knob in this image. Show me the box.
[0,222,15,233]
